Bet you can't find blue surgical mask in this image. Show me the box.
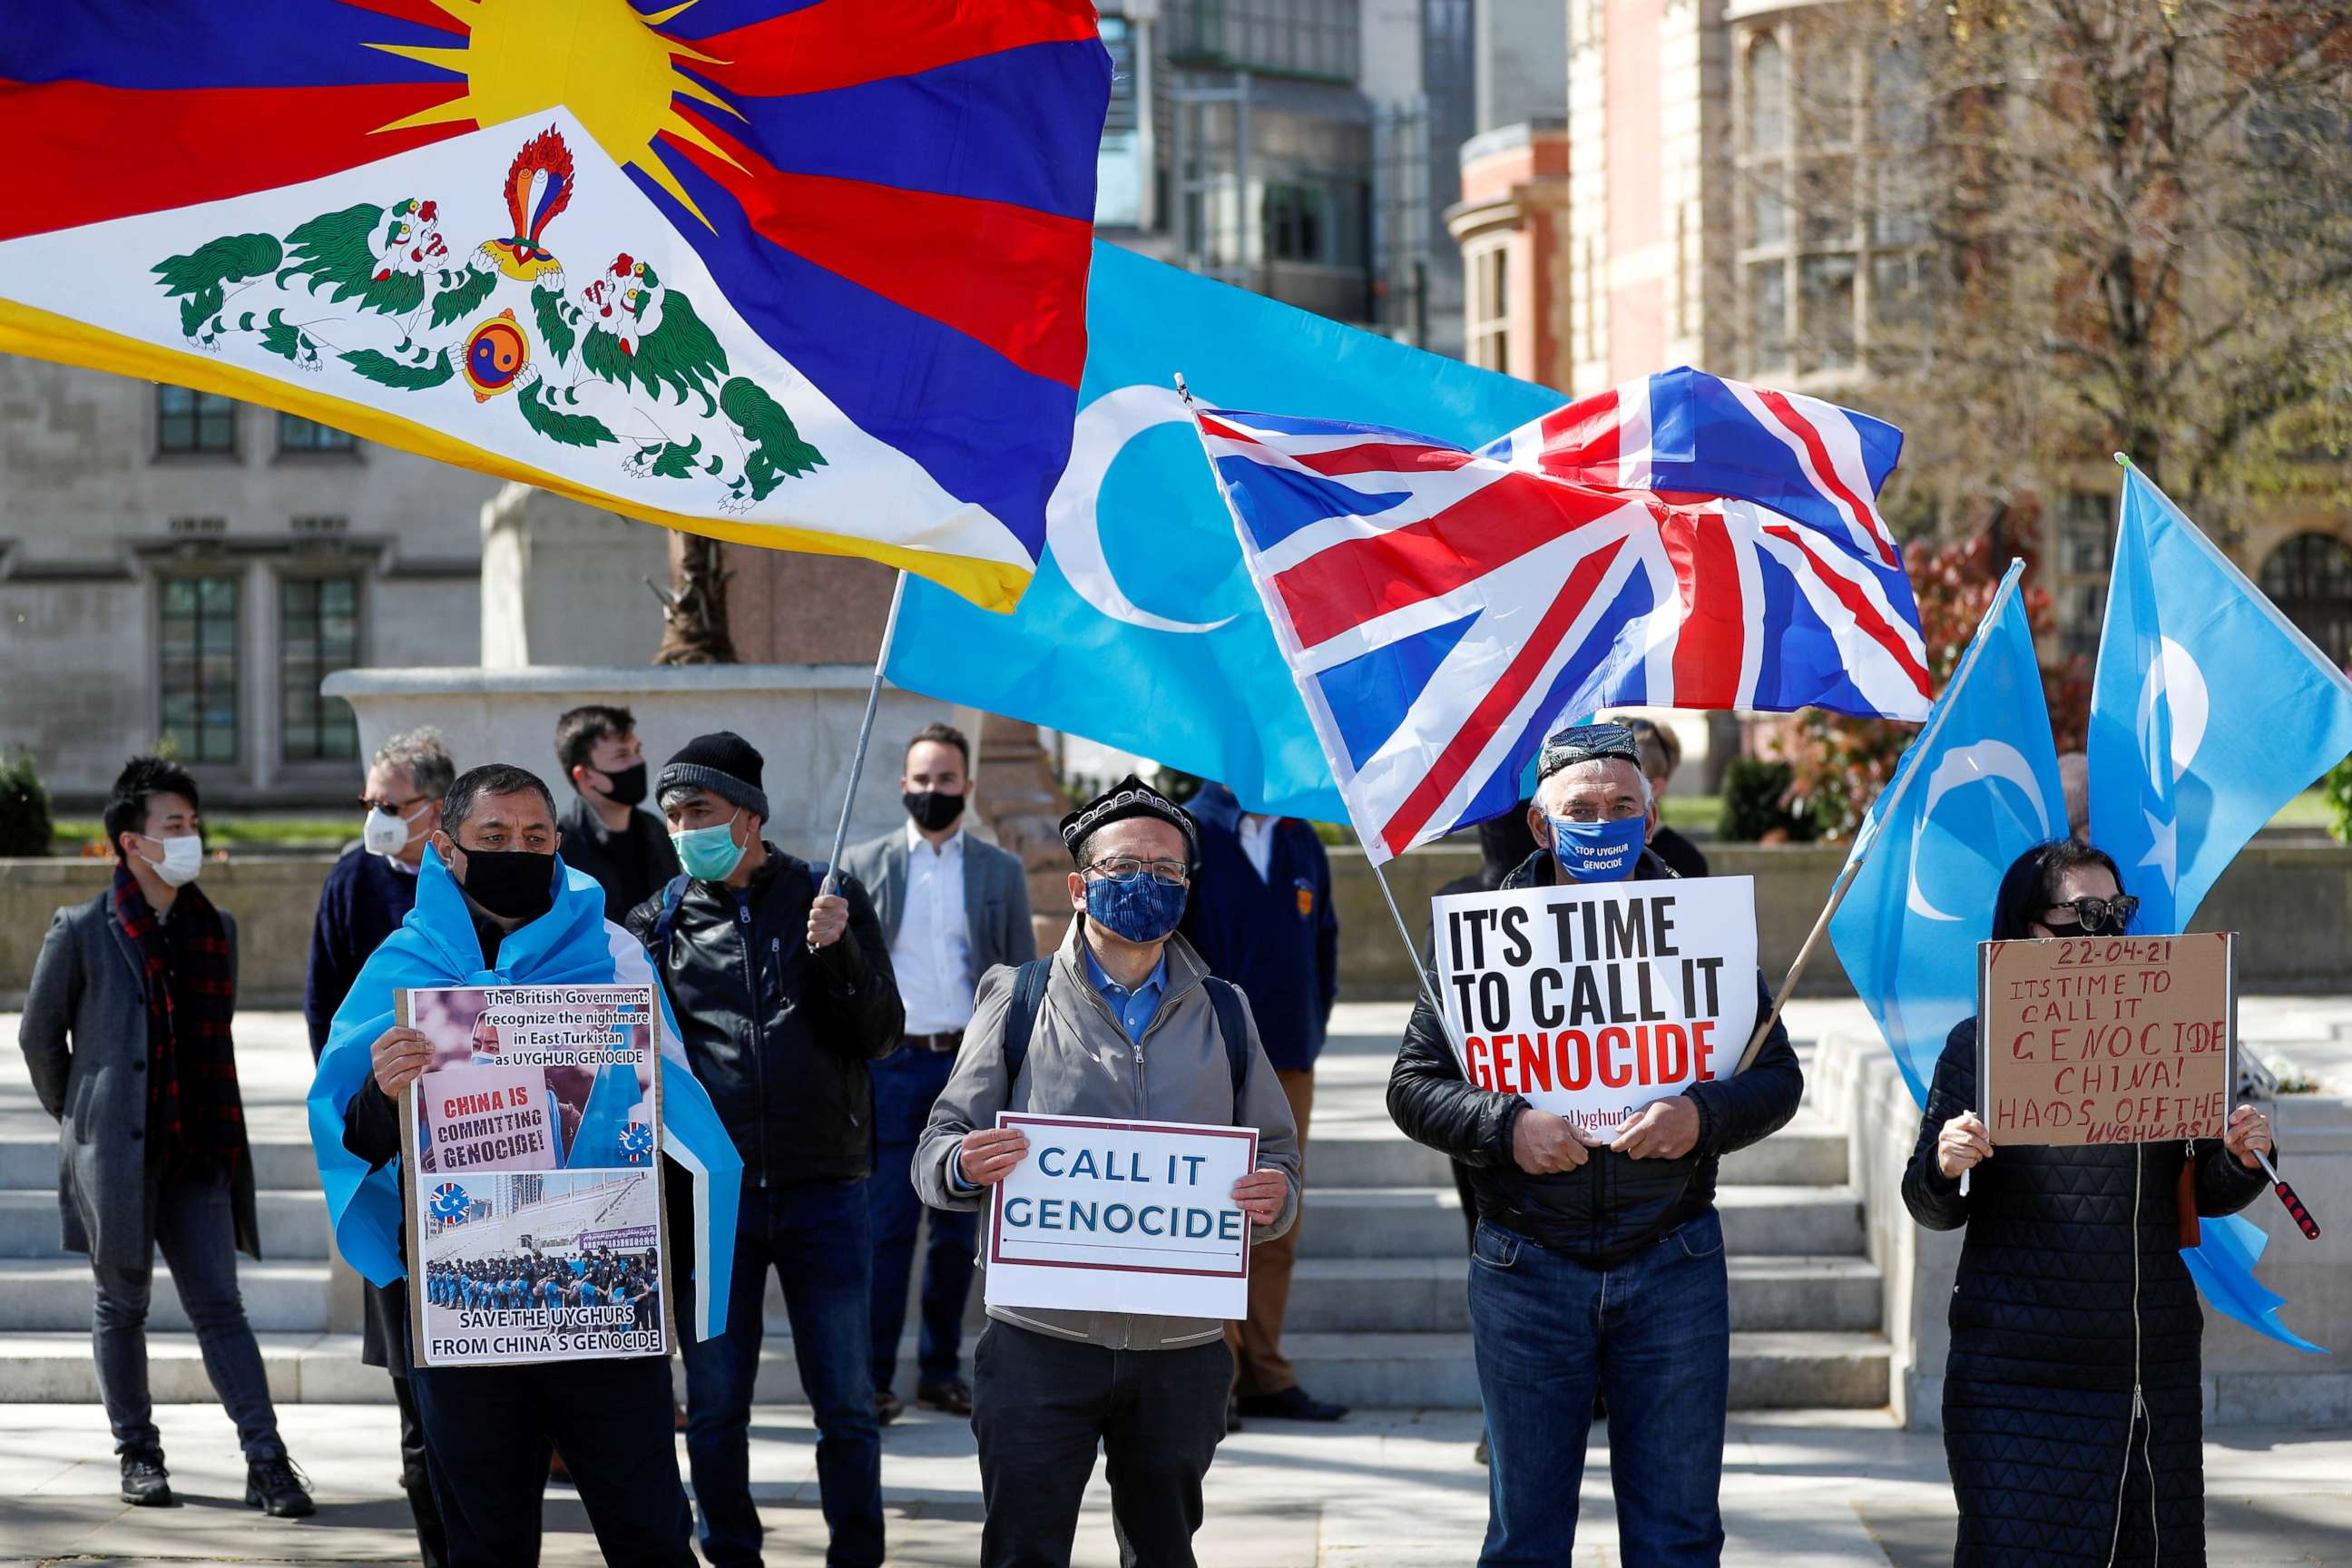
[1084,874,1190,944]
[671,812,747,881]
[1546,814,1645,883]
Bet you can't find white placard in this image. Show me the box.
[985,1112,1258,1320]
[1431,877,1759,1136]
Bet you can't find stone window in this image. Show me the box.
[1466,243,1511,372]
[279,575,362,763]
[159,574,240,763]
[279,413,357,454]
[157,386,236,456]
[2259,532,2352,666]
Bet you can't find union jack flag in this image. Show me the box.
[1194,371,1930,864]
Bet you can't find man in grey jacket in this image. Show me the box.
[841,722,1034,1424]
[916,776,1301,1568]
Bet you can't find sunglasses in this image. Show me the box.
[2041,894,2140,936]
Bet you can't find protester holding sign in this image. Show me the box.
[916,776,1301,1568]
[1903,838,2275,1567]
[1387,723,1803,1563]
[312,764,743,1568]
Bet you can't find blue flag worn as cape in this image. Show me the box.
[309,850,740,1341]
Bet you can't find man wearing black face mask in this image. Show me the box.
[554,704,681,925]
[841,723,1034,1423]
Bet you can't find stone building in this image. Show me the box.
[0,357,496,808]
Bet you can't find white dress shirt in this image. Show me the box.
[892,821,975,1034]
[1238,813,1278,881]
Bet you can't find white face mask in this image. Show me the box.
[363,801,430,858]
[142,833,205,887]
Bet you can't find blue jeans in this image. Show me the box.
[93,1173,285,1464]
[681,1179,884,1568]
[1467,1207,1730,1567]
[865,1046,978,1393]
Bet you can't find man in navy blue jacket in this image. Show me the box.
[1179,781,1346,1423]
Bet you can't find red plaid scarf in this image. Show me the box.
[112,867,244,1176]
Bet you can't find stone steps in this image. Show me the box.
[0,1189,332,1260]
[1295,1183,1867,1259]
[0,1259,332,1334]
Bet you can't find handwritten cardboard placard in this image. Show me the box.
[1976,933,2235,1146]
[1432,877,1759,1137]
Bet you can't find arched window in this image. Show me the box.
[2259,532,2352,666]
[1747,36,1788,153]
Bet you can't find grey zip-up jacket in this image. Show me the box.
[916,924,1301,1351]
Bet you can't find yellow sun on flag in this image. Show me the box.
[366,0,744,228]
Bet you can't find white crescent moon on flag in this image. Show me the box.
[2137,635,2210,782]
[1044,382,1236,635]
[1906,739,2054,922]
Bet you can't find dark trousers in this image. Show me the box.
[866,1045,978,1393]
[92,1173,284,1463]
[972,1320,1231,1568]
[1468,1209,1731,1567]
[682,1179,884,1568]
[407,1352,694,1568]
[391,1371,448,1568]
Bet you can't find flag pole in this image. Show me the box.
[820,569,909,897]
[1730,560,2031,1074]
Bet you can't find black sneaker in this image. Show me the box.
[1235,1385,1348,1423]
[245,1455,316,1518]
[120,1447,174,1507]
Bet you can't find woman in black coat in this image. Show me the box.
[1902,838,2275,1566]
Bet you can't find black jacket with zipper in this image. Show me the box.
[1387,847,1804,1268]
[1902,1017,2269,1566]
[625,846,903,1186]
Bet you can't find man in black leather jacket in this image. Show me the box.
[1387,723,1802,1565]
[626,732,903,1568]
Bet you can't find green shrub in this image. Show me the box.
[1717,757,1815,843]
[2326,753,2352,846]
[0,752,54,857]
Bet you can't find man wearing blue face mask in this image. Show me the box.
[1388,723,1805,1567]
[915,775,1302,1568]
[629,731,903,1568]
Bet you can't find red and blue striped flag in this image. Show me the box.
[0,1,1110,608]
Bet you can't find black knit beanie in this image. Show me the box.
[656,731,769,820]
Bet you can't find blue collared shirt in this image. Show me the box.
[1083,945,1168,1044]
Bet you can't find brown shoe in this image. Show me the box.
[673,1397,688,1433]
[916,1378,972,1416]
[875,1388,905,1426]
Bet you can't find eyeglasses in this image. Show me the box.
[358,795,428,816]
[1083,856,1191,887]
[2042,895,2140,936]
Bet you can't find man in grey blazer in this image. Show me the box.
[841,723,1034,1422]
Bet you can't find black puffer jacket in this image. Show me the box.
[626,847,903,1187]
[1387,848,1804,1267]
[1903,1019,2270,1567]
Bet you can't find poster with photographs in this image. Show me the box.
[398,984,669,1367]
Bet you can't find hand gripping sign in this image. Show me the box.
[985,1113,1258,1320]
[1433,877,1759,1136]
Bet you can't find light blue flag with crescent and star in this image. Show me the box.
[882,240,1565,819]
[2086,463,2352,931]
[2085,463,2346,1355]
[1828,561,2070,1105]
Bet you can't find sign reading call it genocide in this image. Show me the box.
[985,1113,1258,1321]
[1433,877,1759,1135]
[1976,933,2236,1147]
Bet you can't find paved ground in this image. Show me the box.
[2,1400,2348,1565]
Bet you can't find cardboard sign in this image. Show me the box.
[1976,933,2236,1146]
[985,1112,1258,1320]
[398,985,671,1367]
[1432,877,1759,1135]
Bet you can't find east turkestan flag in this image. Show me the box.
[0,1,1112,609]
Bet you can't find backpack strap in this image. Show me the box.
[1201,976,1251,1118]
[649,874,691,965]
[998,957,1055,1093]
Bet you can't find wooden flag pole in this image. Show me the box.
[819,569,909,897]
[1729,560,2030,1075]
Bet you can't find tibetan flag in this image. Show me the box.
[0,2,1111,609]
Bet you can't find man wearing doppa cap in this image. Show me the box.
[1388,723,1805,1565]
[916,776,1303,1568]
